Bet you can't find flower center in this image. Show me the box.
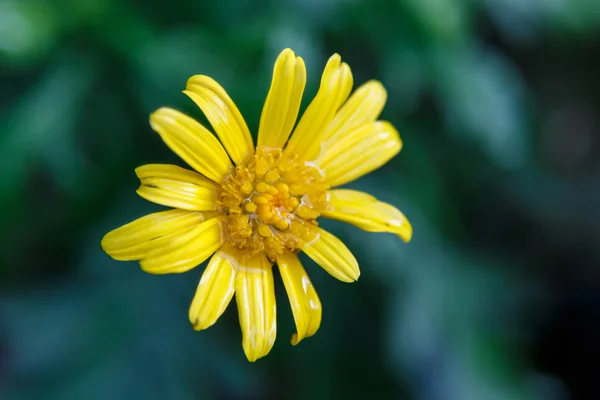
[219,147,328,261]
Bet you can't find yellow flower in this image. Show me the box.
[101,49,412,362]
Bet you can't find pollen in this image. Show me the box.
[219,147,329,261]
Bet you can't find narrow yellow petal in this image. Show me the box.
[284,54,353,161]
[189,245,240,331]
[334,60,354,110]
[101,210,207,261]
[258,49,306,149]
[323,80,387,142]
[277,252,322,345]
[235,253,276,362]
[185,75,254,165]
[317,120,402,187]
[150,108,232,183]
[135,164,218,211]
[140,216,224,274]
[322,190,412,242]
[301,226,360,283]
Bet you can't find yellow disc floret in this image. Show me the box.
[219,147,328,260]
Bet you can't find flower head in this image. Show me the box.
[101,49,412,362]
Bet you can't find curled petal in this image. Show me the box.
[322,190,412,242]
[150,108,232,183]
[189,245,240,330]
[185,75,254,165]
[278,252,322,345]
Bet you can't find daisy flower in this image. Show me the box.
[101,48,412,362]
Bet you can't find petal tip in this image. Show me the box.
[100,230,122,259]
[380,120,403,153]
[134,165,145,178]
[138,260,158,274]
[329,53,342,62]
[349,259,361,282]
[190,319,213,331]
[295,55,306,69]
[181,89,196,101]
[339,269,360,283]
[366,79,386,92]
[243,346,262,363]
[290,333,301,346]
[150,107,173,121]
[368,80,388,103]
[185,74,208,88]
[134,187,144,199]
[398,220,413,243]
[279,48,295,57]
[99,234,111,253]
[149,108,176,132]
[190,320,203,331]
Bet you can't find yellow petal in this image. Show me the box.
[150,108,232,183]
[257,49,306,149]
[140,216,224,274]
[101,209,207,261]
[135,164,218,211]
[284,54,353,162]
[277,252,322,345]
[189,245,240,331]
[185,75,254,165]
[323,80,387,142]
[301,226,360,283]
[335,60,354,110]
[322,190,412,242]
[317,120,402,187]
[235,253,276,362]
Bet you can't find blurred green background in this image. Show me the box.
[2,0,600,399]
